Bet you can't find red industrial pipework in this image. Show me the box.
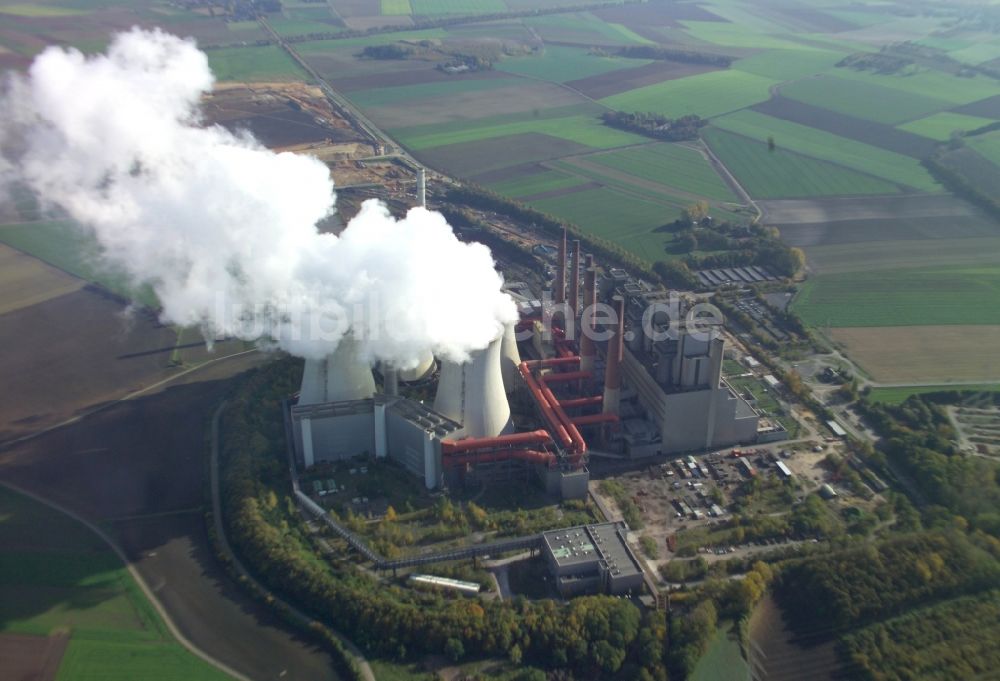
[559,395,603,409]
[519,363,572,448]
[539,370,592,384]
[442,449,556,468]
[440,429,551,454]
[521,356,580,369]
[571,413,620,427]
[535,374,587,461]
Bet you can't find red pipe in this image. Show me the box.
[519,363,572,447]
[441,430,550,454]
[536,372,587,461]
[571,413,620,426]
[522,356,580,369]
[559,395,603,409]
[442,449,556,468]
[539,370,592,384]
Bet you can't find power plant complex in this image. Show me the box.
[290,229,775,499]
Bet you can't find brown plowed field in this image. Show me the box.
[418,132,591,176]
[0,244,84,316]
[566,60,721,99]
[0,632,68,681]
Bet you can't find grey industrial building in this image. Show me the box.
[600,268,763,456]
[542,522,644,596]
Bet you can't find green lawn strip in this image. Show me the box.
[496,44,651,83]
[55,638,232,681]
[732,48,846,82]
[600,70,779,120]
[0,220,157,307]
[779,75,952,125]
[206,45,306,82]
[711,110,941,192]
[690,623,749,681]
[585,143,737,201]
[965,129,1000,166]
[703,128,901,198]
[395,112,645,151]
[898,112,997,141]
[791,266,1000,327]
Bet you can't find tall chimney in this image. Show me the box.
[417,167,426,207]
[603,296,625,415]
[383,365,399,397]
[554,226,567,305]
[569,239,581,319]
[580,262,597,374]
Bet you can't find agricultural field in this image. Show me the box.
[779,75,952,125]
[205,45,306,82]
[495,45,650,83]
[0,486,231,681]
[600,70,778,120]
[585,143,737,201]
[704,129,901,199]
[485,167,589,198]
[868,385,1000,405]
[792,266,1000,328]
[899,112,996,141]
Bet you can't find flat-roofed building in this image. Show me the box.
[542,522,644,596]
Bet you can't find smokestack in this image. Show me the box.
[434,335,512,437]
[580,263,597,374]
[417,167,426,207]
[603,296,625,415]
[569,240,580,319]
[499,321,521,394]
[383,365,399,397]
[554,227,567,305]
[299,336,376,406]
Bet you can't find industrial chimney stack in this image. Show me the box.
[602,296,625,415]
[580,258,597,375]
[569,239,581,318]
[417,167,427,207]
[554,226,567,305]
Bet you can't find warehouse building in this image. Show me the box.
[542,522,644,596]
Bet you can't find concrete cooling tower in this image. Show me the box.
[398,350,436,383]
[499,321,521,395]
[298,336,376,406]
[433,334,512,438]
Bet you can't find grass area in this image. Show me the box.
[395,111,645,151]
[496,45,650,83]
[792,266,1000,327]
[711,110,941,192]
[348,78,523,108]
[831,67,1000,107]
[296,29,448,52]
[965,129,1000,166]
[0,486,231,681]
[868,385,1000,405]
[587,143,737,201]
[779,75,951,125]
[727,375,782,415]
[601,70,778,120]
[899,112,997,141]
[486,168,589,198]
[690,624,748,681]
[0,3,88,16]
[733,49,846,82]
[268,17,341,37]
[525,12,651,46]
[411,0,506,15]
[0,220,157,307]
[805,237,1000,275]
[681,19,815,51]
[530,186,684,262]
[380,0,411,15]
[950,40,1000,66]
[206,45,306,82]
[703,128,901,198]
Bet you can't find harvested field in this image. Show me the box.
[520,181,602,201]
[749,594,840,681]
[0,632,68,681]
[751,96,938,158]
[331,0,381,17]
[331,64,511,91]
[496,45,650,84]
[523,12,650,47]
[0,244,84,316]
[759,194,989,227]
[415,132,592,176]
[566,59,721,99]
[955,94,1000,118]
[829,326,1000,383]
[778,214,999,248]
[592,2,725,28]
[361,80,588,128]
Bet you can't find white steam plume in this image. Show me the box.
[0,28,516,365]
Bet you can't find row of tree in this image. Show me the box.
[617,45,733,67]
[601,111,707,142]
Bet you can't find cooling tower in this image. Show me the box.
[298,336,376,406]
[499,321,521,394]
[398,350,435,383]
[433,335,512,438]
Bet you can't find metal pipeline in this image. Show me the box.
[539,370,592,384]
[441,429,551,454]
[441,449,556,468]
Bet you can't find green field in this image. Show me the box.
[349,77,524,108]
[530,185,684,260]
[0,221,157,306]
[712,110,941,192]
[733,49,846,82]
[690,625,749,681]
[703,128,901,198]
[525,12,651,46]
[966,129,1000,166]
[395,110,644,151]
[899,112,996,141]
[587,143,737,201]
[601,70,778,120]
[496,45,650,83]
[0,3,88,16]
[486,168,589,198]
[805,237,1000,275]
[779,75,951,125]
[380,0,411,15]
[0,486,231,681]
[681,19,816,50]
[206,45,306,82]
[868,384,1000,405]
[792,266,1000,327]
[831,67,1000,107]
[411,0,506,14]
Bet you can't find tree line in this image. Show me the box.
[601,111,707,142]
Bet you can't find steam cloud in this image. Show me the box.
[0,28,516,365]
